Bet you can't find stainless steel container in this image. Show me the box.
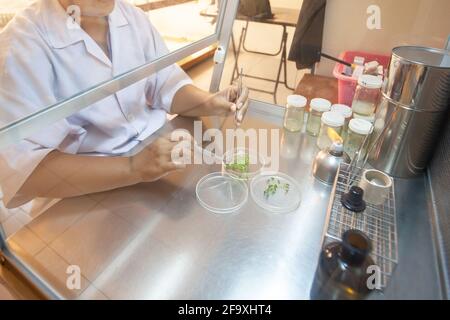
[369,46,450,178]
[313,142,351,185]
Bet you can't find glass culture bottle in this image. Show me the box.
[344,118,373,160]
[351,75,382,117]
[306,98,331,136]
[331,104,352,140]
[317,112,345,150]
[283,95,307,132]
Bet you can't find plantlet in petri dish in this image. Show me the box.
[225,153,250,174]
[264,177,290,199]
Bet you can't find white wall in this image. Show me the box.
[316,0,450,76]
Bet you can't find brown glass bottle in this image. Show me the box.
[310,229,375,300]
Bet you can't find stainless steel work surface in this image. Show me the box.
[5,100,443,299]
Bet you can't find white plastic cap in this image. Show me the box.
[358,74,383,89]
[331,104,352,118]
[353,113,376,123]
[310,98,332,112]
[321,111,345,127]
[287,95,307,108]
[349,118,373,135]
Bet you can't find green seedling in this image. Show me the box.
[225,154,250,173]
[264,177,290,199]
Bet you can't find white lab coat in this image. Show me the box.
[0,0,192,208]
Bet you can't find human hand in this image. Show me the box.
[209,85,249,122]
[130,134,192,182]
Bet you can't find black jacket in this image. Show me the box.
[288,0,327,69]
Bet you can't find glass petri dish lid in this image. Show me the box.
[222,147,267,181]
[196,172,248,214]
[250,172,301,214]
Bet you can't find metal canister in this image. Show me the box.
[369,46,450,178]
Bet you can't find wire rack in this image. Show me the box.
[322,163,398,289]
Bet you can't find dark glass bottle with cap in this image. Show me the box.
[310,229,375,300]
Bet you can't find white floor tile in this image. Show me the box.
[27,196,97,244]
[49,205,137,282]
[34,247,90,299]
[7,226,46,256]
[77,284,108,300]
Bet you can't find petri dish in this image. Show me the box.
[250,172,301,214]
[222,148,267,181]
[196,172,248,214]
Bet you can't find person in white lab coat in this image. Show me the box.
[0,0,248,208]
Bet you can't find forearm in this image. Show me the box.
[170,84,214,117]
[18,151,141,200]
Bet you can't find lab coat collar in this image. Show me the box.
[109,2,129,28]
[42,0,129,67]
[42,0,85,50]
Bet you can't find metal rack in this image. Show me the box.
[322,163,398,289]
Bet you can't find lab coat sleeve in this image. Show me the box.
[0,25,86,208]
[142,17,193,113]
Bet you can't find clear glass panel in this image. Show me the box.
[0,0,228,299]
[0,0,218,132]
[1,0,448,300]
[0,57,220,299]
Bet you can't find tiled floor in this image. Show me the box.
[187,26,309,106]
[0,280,15,300]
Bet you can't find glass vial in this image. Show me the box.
[317,112,345,150]
[351,75,382,116]
[344,119,373,160]
[283,95,307,132]
[306,98,331,136]
[310,229,375,300]
[331,104,352,141]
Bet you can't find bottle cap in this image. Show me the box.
[310,98,331,112]
[321,111,345,127]
[341,186,366,213]
[341,229,372,266]
[349,119,373,135]
[287,95,307,108]
[358,74,383,89]
[353,113,376,124]
[331,104,352,118]
[329,141,344,154]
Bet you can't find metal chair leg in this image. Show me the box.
[282,28,295,91]
[242,20,284,56]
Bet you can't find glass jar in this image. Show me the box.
[344,118,373,160]
[306,98,331,136]
[353,113,376,151]
[353,113,375,124]
[331,104,352,141]
[351,75,382,116]
[283,95,307,132]
[317,112,345,150]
